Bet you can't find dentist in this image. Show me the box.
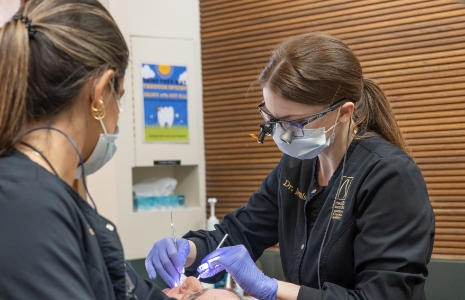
[146,32,435,300]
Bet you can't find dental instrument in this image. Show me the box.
[171,211,177,250]
[197,233,229,279]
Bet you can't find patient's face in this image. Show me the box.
[164,277,203,299]
[164,277,240,300]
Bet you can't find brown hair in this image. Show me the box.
[0,0,129,156]
[258,32,408,153]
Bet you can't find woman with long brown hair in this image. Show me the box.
[0,0,177,299]
[146,32,435,300]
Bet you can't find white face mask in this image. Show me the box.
[272,109,340,160]
[75,98,122,179]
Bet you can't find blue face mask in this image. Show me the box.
[272,108,340,160]
[75,120,119,179]
[75,98,122,179]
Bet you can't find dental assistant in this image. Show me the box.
[0,1,177,299]
[146,32,435,300]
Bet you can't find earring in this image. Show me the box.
[91,99,106,120]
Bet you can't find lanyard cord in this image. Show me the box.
[19,126,98,211]
[19,140,59,176]
[317,118,352,290]
[125,261,139,299]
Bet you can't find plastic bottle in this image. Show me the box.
[207,198,219,230]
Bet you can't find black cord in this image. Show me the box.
[19,141,59,176]
[317,118,352,289]
[20,126,98,211]
[80,174,98,212]
[125,261,139,299]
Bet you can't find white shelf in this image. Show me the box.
[132,165,201,208]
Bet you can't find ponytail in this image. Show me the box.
[353,77,410,154]
[0,0,129,157]
[0,18,29,156]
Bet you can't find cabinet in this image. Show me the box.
[87,35,206,260]
[132,165,201,211]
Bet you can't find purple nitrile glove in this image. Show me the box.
[197,245,277,300]
[145,237,190,288]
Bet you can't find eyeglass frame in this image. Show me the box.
[258,98,354,131]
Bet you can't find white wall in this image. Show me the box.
[87,0,205,259]
[110,0,201,40]
[98,0,109,9]
[0,0,21,27]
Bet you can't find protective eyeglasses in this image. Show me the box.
[256,98,352,144]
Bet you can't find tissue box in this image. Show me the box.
[133,195,186,212]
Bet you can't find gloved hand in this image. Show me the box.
[145,237,190,288]
[197,245,277,300]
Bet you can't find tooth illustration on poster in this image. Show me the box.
[157,106,175,128]
[142,63,189,142]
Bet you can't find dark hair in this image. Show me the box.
[258,31,408,153]
[0,0,129,156]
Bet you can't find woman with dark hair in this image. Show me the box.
[146,32,435,300]
[0,0,176,299]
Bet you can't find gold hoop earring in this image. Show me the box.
[91,99,106,120]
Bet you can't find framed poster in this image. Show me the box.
[141,63,189,142]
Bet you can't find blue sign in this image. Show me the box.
[141,63,188,141]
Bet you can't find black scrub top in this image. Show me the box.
[184,136,435,300]
[0,150,174,300]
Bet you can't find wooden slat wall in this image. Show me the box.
[200,0,465,259]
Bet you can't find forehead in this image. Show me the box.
[196,289,239,300]
[262,88,326,119]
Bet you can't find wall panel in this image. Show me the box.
[200,0,465,259]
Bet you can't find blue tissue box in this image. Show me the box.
[133,195,186,212]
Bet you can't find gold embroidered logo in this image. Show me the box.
[283,180,294,192]
[295,188,307,200]
[283,180,307,201]
[331,176,354,220]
